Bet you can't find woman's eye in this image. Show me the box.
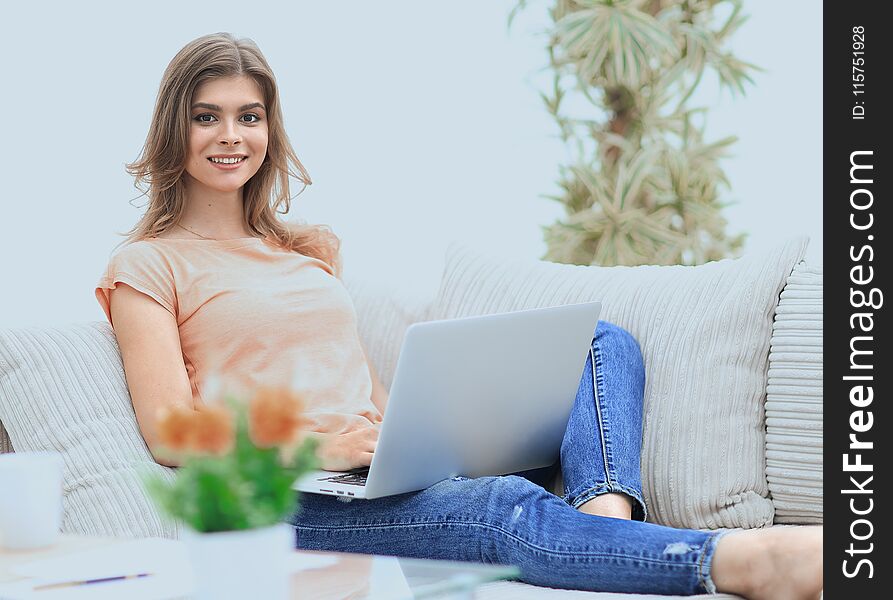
[193,113,260,124]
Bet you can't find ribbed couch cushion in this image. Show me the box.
[341,275,435,389]
[766,264,823,523]
[431,238,808,529]
[0,323,178,539]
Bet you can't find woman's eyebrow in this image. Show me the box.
[191,102,266,111]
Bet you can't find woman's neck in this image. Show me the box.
[180,178,253,238]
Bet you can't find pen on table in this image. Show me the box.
[33,573,153,591]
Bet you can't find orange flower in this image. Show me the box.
[156,405,198,453]
[192,405,235,455]
[249,387,308,448]
[155,404,234,455]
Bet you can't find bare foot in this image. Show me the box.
[712,525,822,600]
[577,492,633,520]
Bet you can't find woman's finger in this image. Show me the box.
[360,435,377,452]
[355,451,374,467]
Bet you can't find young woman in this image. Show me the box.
[95,32,822,598]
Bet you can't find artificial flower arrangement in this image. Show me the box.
[143,386,319,533]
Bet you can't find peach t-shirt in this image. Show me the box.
[95,235,381,433]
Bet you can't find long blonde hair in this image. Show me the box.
[121,32,341,274]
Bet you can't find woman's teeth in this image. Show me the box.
[209,157,246,164]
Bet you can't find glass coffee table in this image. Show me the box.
[0,536,520,599]
[291,549,520,599]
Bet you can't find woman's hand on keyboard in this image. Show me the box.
[316,423,380,471]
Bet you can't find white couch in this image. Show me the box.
[0,240,822,598]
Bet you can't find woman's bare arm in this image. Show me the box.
[109,283,195,467]
[360,342,389,417]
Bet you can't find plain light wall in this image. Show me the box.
[0,1,820,327]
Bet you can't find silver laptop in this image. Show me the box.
[293,301,602,499]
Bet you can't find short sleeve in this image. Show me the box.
[95,242,178,326]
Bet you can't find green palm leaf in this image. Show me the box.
[521,0,756,266]
[554,1,676,87]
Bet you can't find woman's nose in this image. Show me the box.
[219,120,242,146]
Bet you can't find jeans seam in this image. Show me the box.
[589,345,613,488]
[292,520,693,567]
[565,482,613,507]
[697,529,729,594]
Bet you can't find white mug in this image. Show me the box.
[0,451,64,550]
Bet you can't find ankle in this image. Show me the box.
[711,530,771,597]
[577,492,633,519]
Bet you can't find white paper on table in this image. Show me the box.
[6,538,192,600]
[3,538,341,600]
[0,576,187,600]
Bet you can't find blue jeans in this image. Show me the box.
[288,321,726,594]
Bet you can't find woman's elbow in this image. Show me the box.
[145,441,183,468]
[152,451,182,468]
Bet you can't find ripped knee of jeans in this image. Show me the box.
[663,542,699,555]
[510,504,523,523]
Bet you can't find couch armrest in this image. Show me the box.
[766,262,823,523]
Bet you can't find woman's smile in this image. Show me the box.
[207,155,249,170]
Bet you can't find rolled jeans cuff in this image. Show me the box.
[565,482,649,522]
[698,529,732,595]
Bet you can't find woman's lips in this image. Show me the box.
[208,157,247,170]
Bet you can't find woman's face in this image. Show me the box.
[184,75,269,194]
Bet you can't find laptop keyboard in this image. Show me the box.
[318,470,369,486]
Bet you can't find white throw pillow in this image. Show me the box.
[0,323,178,539]
[431,237,809,529]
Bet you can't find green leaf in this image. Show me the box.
[533,0,754,267]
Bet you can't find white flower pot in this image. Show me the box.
[181,522,294,600]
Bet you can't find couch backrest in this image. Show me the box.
[341,276,435,390]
